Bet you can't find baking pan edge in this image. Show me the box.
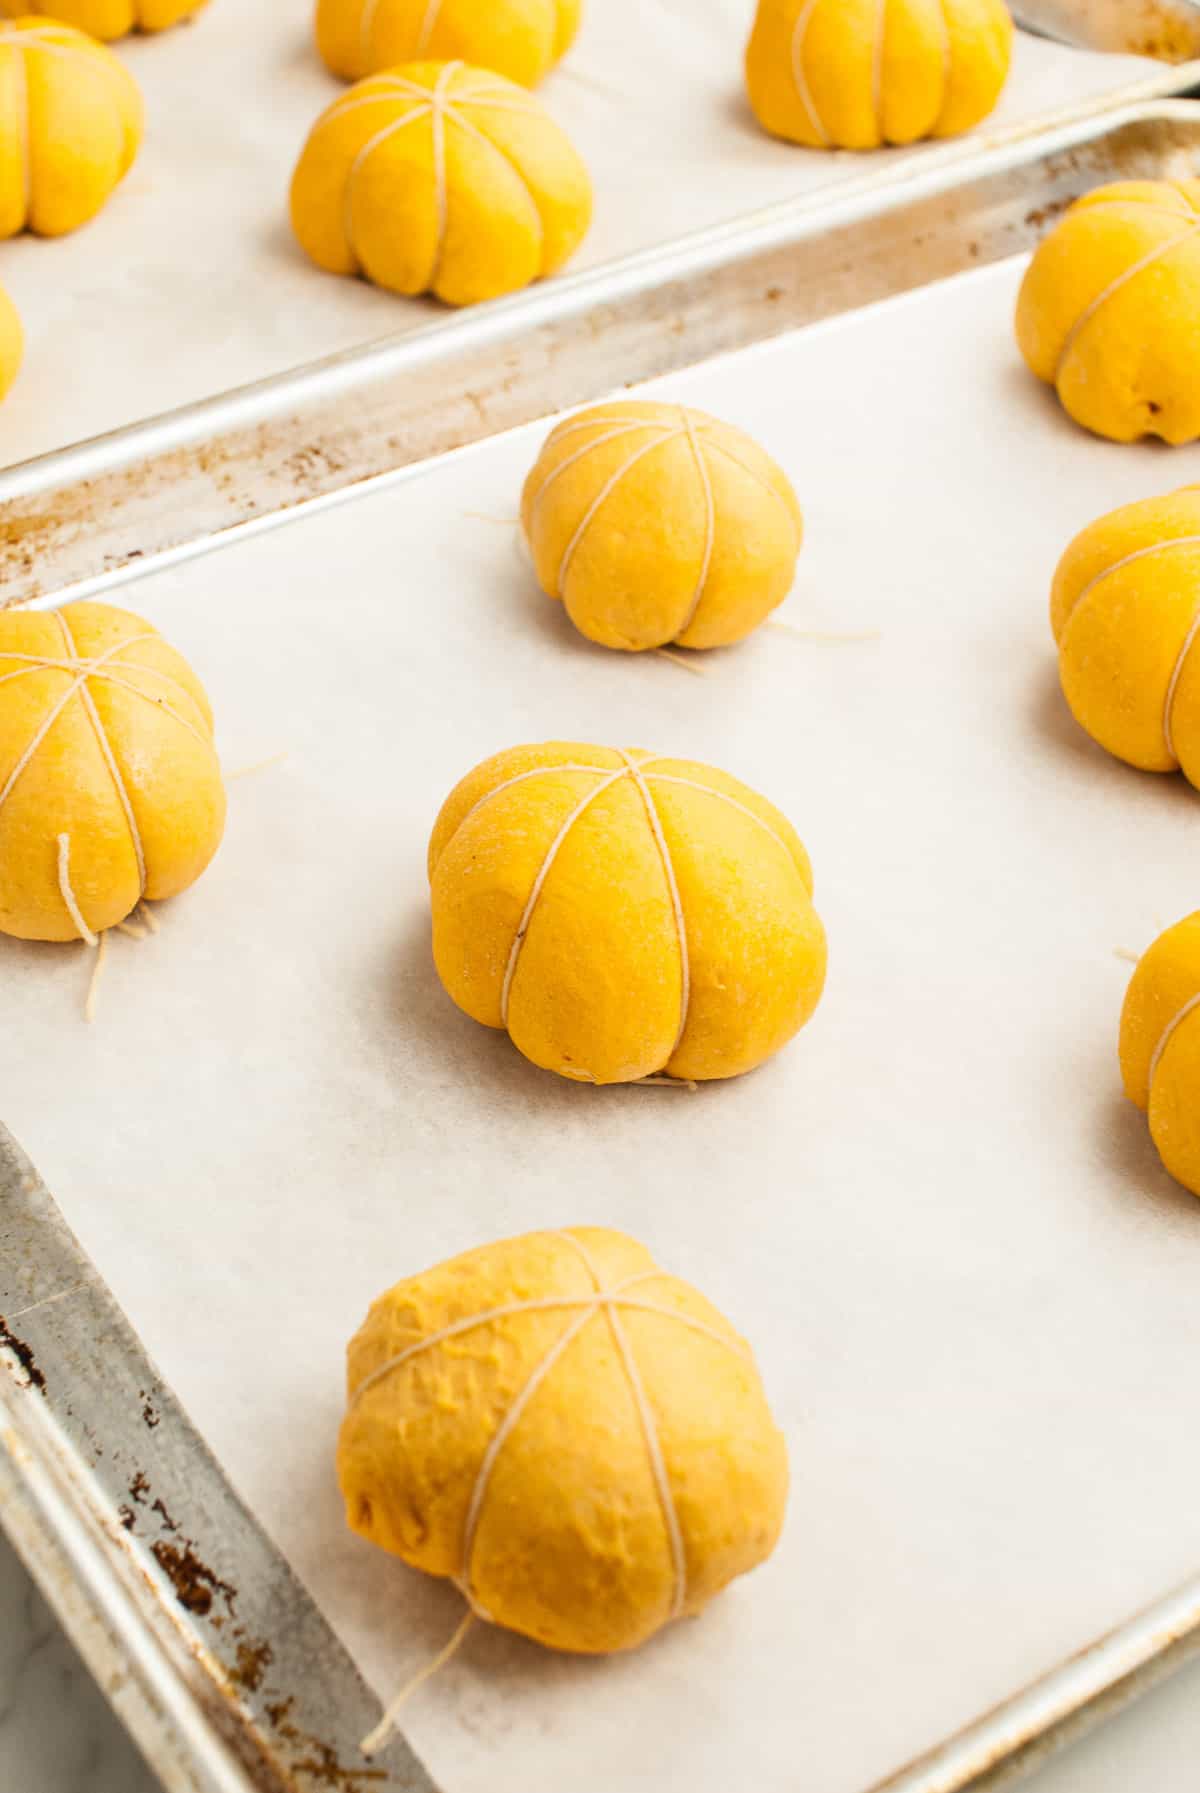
[1,73,1198,611]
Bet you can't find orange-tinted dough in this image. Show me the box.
[0,602,225,941]
[339,1226,789,1652]
[315,0,580,86]
[0,17,142,236]
[1120,913,1200,1198]
[1050,485,1200,786]
[521,402,803,651]
[290,60,591,307]
[428,741,828,1084]
[745,0,1012,149]
[1016,181,1200,443]
[0,0,205,36]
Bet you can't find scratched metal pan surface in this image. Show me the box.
[0,0,1189,474]
[4,101,1200,1793]
[1013,0,1200,60]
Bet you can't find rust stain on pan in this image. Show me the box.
[265,1698,388,1788]
[0,1315,47,1394]
[230,1635,275,1694]
[150,1537,238,1618]
[124,1468,239,1621]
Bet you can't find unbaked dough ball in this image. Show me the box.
[745,0,1012,150]
[0,279,21,399]
[339,1226,789,1652]
[315,0,580,87]
[1120,914,1200,1199]
[0,17,142,237]
[0,0,206,37]
[290,60,591,307]
[428,741,827,1084]
[0,602,226,941]
[1016,181,1200,444]
[521,402,804,651]
[1050,485,1200,786]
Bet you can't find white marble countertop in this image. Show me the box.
[2,1522,1199,1793]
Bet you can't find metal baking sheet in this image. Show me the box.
[4,92,1200,615]
[0,0,1189,472]
[4,102,1200,1793]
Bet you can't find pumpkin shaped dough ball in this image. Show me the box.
[1120,914,1200,1199]
[0,279,21,399]
[745,0,1012,150]
[428,742,827,1084]
[0,602,226,943]
[339,1227,790,1653]
[521,402,804,652]
[1050,485,1200,787]
[315,0,580,87]
[0,18,142,237]
[289,60,591,307]
[1016,182,1200,444]
[0,0,206,37]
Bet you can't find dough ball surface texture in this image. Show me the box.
[338,1227,790,1652]
[0,16,142,236]
[1050,485,1200,786]
[521,401,804,651]
[744,0,1012,150]
[428,741,828,1084]
[315,0,580,87]
[1016,181,1200,444]
[1120,914,1200,1198]
[0,0,206,37]
[290,59,592,307]
[0,601,226,941]
[0,279,20,397]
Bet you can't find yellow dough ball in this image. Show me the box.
[744,0,1011,150]
[0,279,21,399]
[521,402,804,652]
[1016,181,1200,444]
[0,17,142,237]
[338,1227,789,1653]
[1050,485,1200,786]
[315,0,580,87]
[290,60,591,307]
[1120,914,1200,1199]
[0,0,206,38]
[0,602,226,942]
[428,741,828,1084]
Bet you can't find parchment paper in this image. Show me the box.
[0,0,1169,468]
[4,257,1200,1793]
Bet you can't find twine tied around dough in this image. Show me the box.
[316,61,548,288]
[0,614,282,1019]
[445,749,797,1084]
[786,0,953,147]
[354,1230,753,1756]
[1066,533,1200,768]
[1148,991,1200,1092]
[1113,940,1200,1097]
[357,0,445,69]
